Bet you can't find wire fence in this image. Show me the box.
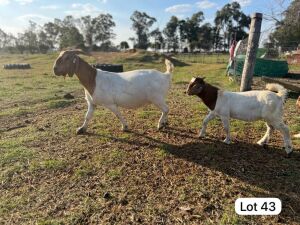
[174,53,228,64]
[227,38,299,77]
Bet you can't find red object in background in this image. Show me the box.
[287,52,300,64]
[229,40,237,60]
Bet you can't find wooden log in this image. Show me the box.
[261,76,300,93]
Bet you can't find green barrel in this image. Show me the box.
[231,55,288,77]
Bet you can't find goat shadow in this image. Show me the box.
[88,126,300,223]
[164,127,300,223]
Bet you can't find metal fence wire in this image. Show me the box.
[174,53,228,64]
[227,38,298,77]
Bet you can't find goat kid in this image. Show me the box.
[53,50,174,133]
[186,77,293,156]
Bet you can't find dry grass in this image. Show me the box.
[0,51,300,225]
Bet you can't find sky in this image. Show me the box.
[0,0,292,46]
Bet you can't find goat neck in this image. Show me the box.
[75,57,97,96]
[197,83,219,111]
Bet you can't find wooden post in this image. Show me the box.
[240,13,263,91]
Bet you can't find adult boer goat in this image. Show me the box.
[186,77,293,156]
[53,50,174,133]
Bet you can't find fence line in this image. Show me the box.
[174,53,228,64]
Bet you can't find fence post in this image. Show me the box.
[240,13,263,91]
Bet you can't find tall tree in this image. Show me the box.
[22,21,39,53]
[269,0,300,48]
[0,28,9,49]
[120,41,129,50]
[92,13,116,48]
[214,1,250,50]
[163,16,179,52]
[150,28,164,51]
[179,12,205,51]
[130,11,157,49]
[38,30,53,53]
[43,21,60,48]
[78,15,94,48]
[197,23,213,51]
[59,26,85,49]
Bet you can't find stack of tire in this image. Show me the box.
[92,64,123,73]
[3,64,31,69]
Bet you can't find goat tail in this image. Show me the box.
[294,133,300,138]
[266,83,287,102]
[165,58,174,74]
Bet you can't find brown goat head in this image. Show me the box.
[186,76,206,95]
[297,96,300,108]
[53,49,90,77]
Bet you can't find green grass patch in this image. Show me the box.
[47,100,74,109]
[0,148,35,167]
[137,110,158,119]
[107,168,122,180]
[30,159,67,172]
[219,205,245,225]
[36,219,64,225]
[74,161,94,178]
[155,144,170,158]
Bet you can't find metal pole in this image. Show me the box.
[240,13,263,91]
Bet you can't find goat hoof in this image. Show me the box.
[257,141,268,149]
[223,139,231,144]
[198,133,205,138]
[122,126,129,132]
[157,125,165,130]
[76,127,86,135]
[162,122,168,128]
[286,151,293,158]
[285,146,293,158]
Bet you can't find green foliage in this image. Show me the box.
[163,16,179,52]
[0,13,116,53]
[180,11,205,51]
[120,41,129,50]
[130,10,157,49]
[214,1,250,49]
[269,0,300,47]
[59,26,85,49]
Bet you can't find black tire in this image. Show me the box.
[92,64,123,72]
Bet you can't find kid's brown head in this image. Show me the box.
[186,77,206,95]
[53,49,89,77]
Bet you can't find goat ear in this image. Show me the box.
[67,57,77,77]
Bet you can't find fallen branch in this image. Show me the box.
[261,76,300,93]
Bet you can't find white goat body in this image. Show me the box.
[187,77,292,155]
[92,69,171,109]
[213,85,286,122]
